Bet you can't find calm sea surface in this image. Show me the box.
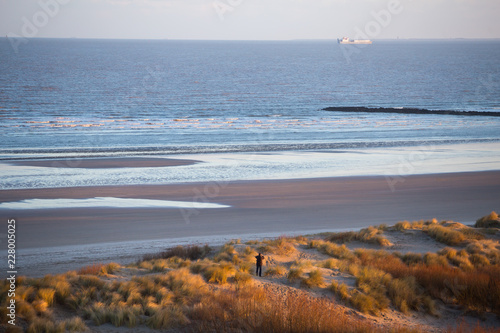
[1,38,499,158]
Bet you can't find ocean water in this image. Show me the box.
[1,38,500,188]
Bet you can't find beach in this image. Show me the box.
[2,165,499,276]
[1,37,500,331]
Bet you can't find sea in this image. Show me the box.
[1,38,500,189]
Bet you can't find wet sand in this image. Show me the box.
[2,170,499,251]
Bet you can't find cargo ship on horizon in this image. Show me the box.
[338,37,372,44]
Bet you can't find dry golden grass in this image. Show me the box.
[401,253,424,266]
[77,263,105,275]
[300,269,324,288]
[475,211,500,228]
[427,225,466,246]
[394,221,412,231]
[387,277,420,314]
[326,226,393,246]
[201,262,235,284]
[394,219,439,231]
[189,286,386,333]
[423,252,450,267]
[234,271,253,287]
[318,258,339,269]
[330,281,351,301]
[258,236,297,255]
[63,317,88,332]
[287,267,304,282]
[309,239,354,260]
[363,255,500,315]
[147,304,189,329]
[1,223,498,332]
[25,316,88,333]
[76,261,121,276]
[37,288,55,307]
[213,243,236,262]
[103,262,121,274]
[142,244,211,262]
[264,265,287,277]
[237,261,252,273]
[27,317,64,333]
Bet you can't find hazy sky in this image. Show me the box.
[1,0,499,40]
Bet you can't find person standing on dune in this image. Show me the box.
[255,253,265,277]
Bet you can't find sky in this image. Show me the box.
[1,0,499,40]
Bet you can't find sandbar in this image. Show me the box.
[4,156,200,168]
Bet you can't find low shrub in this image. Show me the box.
[190,286,379,332]
[394,221,411,231]
[233,271,253,287]
[319,258,339,269]
[202,263,235,285]
[27,317,65,333]
[258,237,296,255]
[160,268,207,296]
[469,254,490,267]
[309,239,354,260]
[142,244,211,262]
[423,252,449,267]
[63,316,88,332]
[427,225,465,246]
[350,291,381,315]
[71,275,106,289]
[103,262,121,274]
[387,277,420,314]
[37,288,55,306]
[330,281,351,301]
[77,263,105,275]
[147,305,189,329]
[326,227,392,247]
[300,269,324,288]
[402,253,423,266]
[238,261,252,273]
[287,267,304,282]
[264,265,287,277]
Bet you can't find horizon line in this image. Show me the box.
[3,36,500,42]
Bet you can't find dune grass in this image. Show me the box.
[355,248,500,315]
[287,267,305,282]
[264,265,287,277]
[427,225,466,246]
[189,285,387,333]
[327,226,393,247]
[77,263,105,275]
[475,211,500,228]
[309,239,354,260]
[300,269,324,288]
[1,216,498,332]
[142,244,211,262]
[257,236,299,255]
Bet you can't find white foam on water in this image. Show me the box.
[0,197,230,210]
[1,141,500,190]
